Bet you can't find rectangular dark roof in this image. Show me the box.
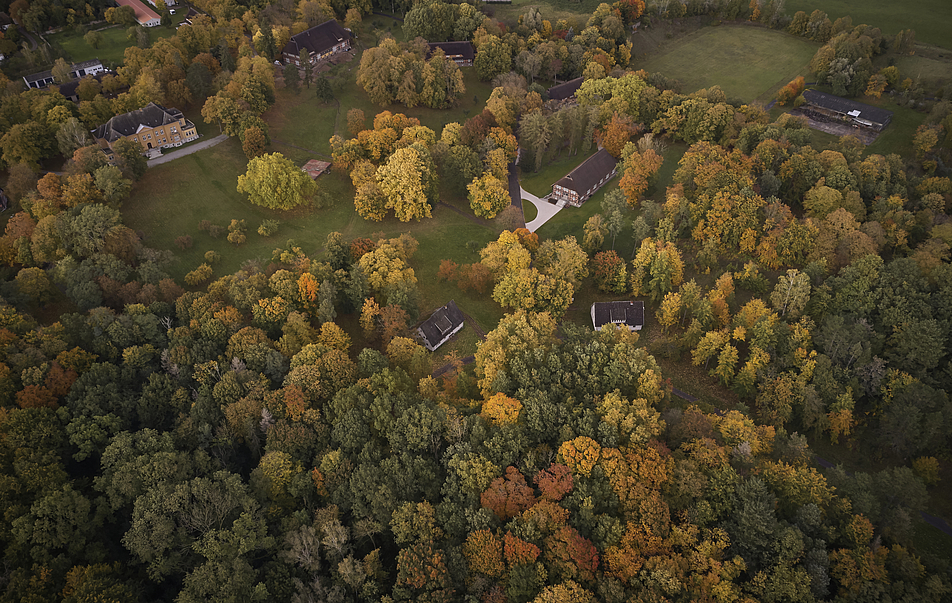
[92,102,188,142]
[554,148,617,195]
[802,89,893,126]
[426,41,474,61]
[24,59,103,85]
[282,20,350,57]
[592,301,644,329]
[419,300,464,350]
[547,77,583,100]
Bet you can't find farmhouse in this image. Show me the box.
[591,301,645,331]
[547,77,584,101]
[418,300,465,351]
[801,89,893,131]
[92,102,197,157]
[23,59,105,89]
[426,42,474,67]
[550,148,618,207]
[115,0,161,27]
[281,20,351,66]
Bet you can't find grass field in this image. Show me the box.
[639,24,819,102]
[784,0,952,50]
[122,137,507,347]
[522,200,537,222]
[46,16,188,66]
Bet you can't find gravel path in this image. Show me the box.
[146,134,229,167]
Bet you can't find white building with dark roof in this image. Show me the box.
[802,89,894,131]
[551,148,618,207]
[591,301,645,331]
[23,59,105,89]
[281,20,351,66]
[418,300,465,351]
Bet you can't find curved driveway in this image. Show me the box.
[522,188,563,233]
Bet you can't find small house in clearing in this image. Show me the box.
[281,20,352,67]
[547,77,584,101]
[418,300,465,351]
[426,42,474,67]
[801,90,893,131]
[550,147,618,207]
[591,301,645,331]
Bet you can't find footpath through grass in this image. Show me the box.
[639,24,818,102]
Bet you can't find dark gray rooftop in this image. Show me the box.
[803,89,894,125]
[92,102,189,143]
[554,148,617,194]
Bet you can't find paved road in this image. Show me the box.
[147,134,229,166]
[522,188,562,233]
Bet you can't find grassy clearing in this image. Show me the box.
[783,0,952,50]
[864,98,925,158]
[122,137,506,335]
[46,16,187,66]
[893,52,952,89]
[488,0,608,28]
[639,24,818,103]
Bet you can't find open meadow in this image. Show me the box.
[638,24,819,102]
[46,14,188,66]
[122,137,507,352]
[784,0,952,49]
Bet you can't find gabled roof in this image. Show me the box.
[92,102,187,143]
[115,0,161,24]
[555,148,617,194]
[282,20,350,57]
[592,301,644,330]
[426,41,474,61]
[24,59,104,85]
[419,300,465,351]
[802,89,893,125]
[302,159,331,179]
[547,77,584,100]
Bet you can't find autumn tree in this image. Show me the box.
[375,144,437,222]
[468,173,511,219]
[237,152,317,210]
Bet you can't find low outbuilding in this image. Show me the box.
[801,89,893,131]
[418,300,465,351]
[591,301,645,331]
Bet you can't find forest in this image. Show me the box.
[0,0,951,599]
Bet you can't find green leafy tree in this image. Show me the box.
[237,153,317,210]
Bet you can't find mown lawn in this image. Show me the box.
[122,137,507,349]
[47,15,188,66]
[784,0,952,50]
[864,97,925,159]
[639,24,819,103]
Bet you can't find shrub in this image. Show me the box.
[204,250,221,264]
[198,220,212,232]
[258,219,280,237]
[175,235,193,250]
[184,263,213,286]
[912,456,941,486]
[227,230,247,245]
[208,224,224,238]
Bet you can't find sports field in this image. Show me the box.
[639,25,819,102]
[784,0,952,49]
